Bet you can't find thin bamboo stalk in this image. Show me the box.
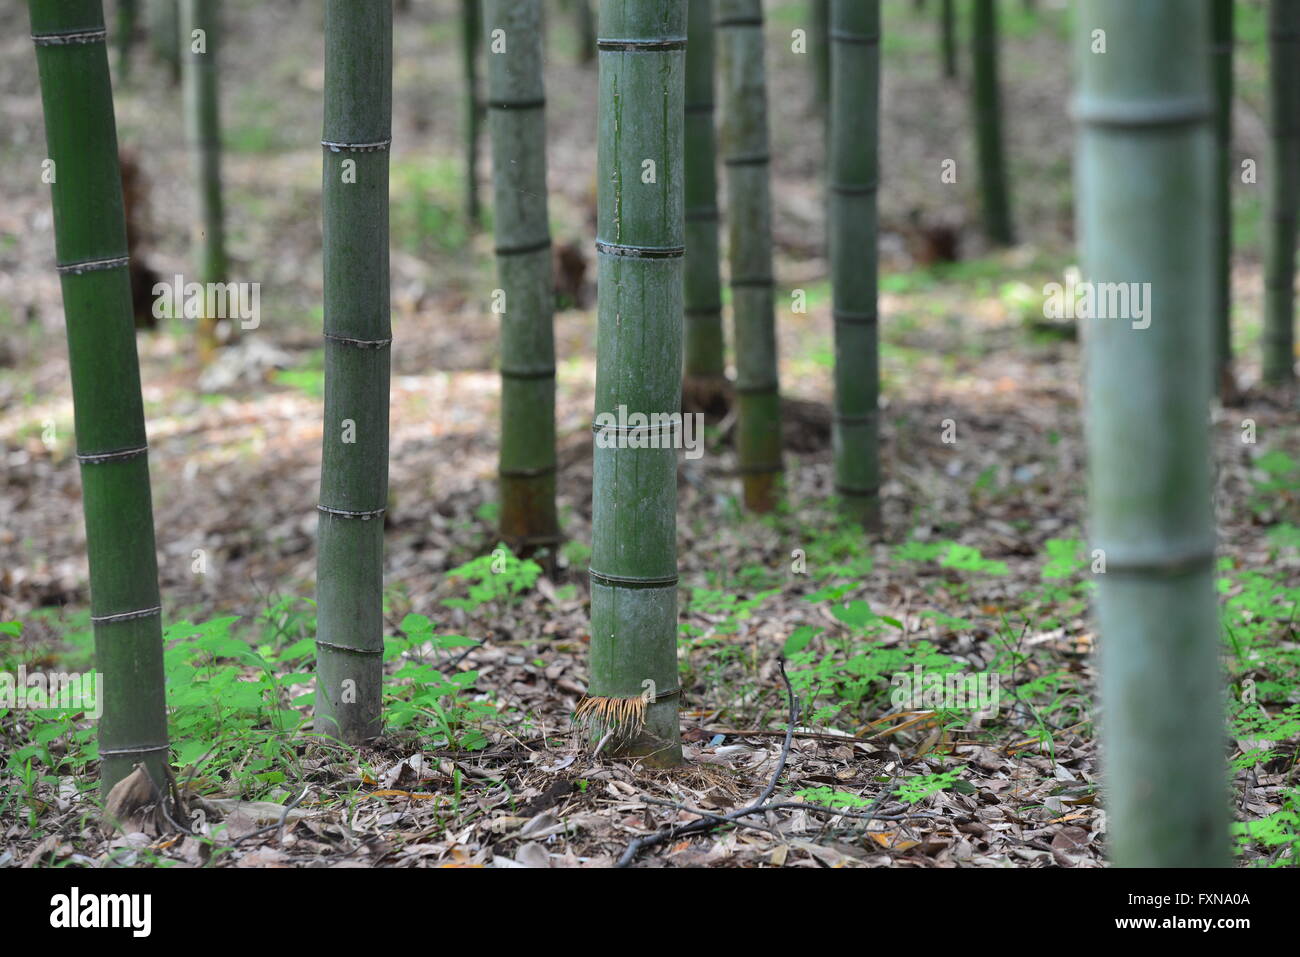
[829,0,881,529]
[485,0,560,552]
[684,0,726,387]
[970,0,1014,245]
[461,0,482,228]
[940,0,957,80]
[567,0,596,65]
[586,0,686,767]
[1075,0,1228,866]
[146,0,179,83]
[314,0,393,744]
[810,0,830,110]
[28,0,169,794]
[116,0,138,79]
[180,0,227,357]
[718,0,782,512]
[1263,0,1299,385]
[1210,0,1233,394]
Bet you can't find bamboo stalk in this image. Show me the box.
[810,0,830,111]
[485,0,560,552]
[586,0,686,767]
[314,0,393,745]
[116,0,138,79]
[564,0,597,65]
[579,1,597,63]
[1263,0,1299,385]
[180,0,228,357]
[684,0,726,388]
[28,0,169,794]
[970,0,1014,245]
[829,0,881,530]
[1210,0,1233,395]
[1075,0,1228,866]
[718,0,782,512]
[461,0,482,228]
[940,0,957,81]
[146,0,179,83]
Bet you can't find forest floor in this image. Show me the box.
[1,1,1298,868]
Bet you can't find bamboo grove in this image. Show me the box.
[20,0,1300,868]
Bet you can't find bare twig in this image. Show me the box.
[230,784,313,846]
[617,658,803,867]
[616,659,948,866]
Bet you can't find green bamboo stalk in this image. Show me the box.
[829,0,881,530]
[684,0,726,387]
[116,0,138,79]
[718,0,782,512]
[586,0,685,767]
[810,0,830,111]
[566,0,597,65]
[180,0,226,288]
[28,0,169,795]
[485,0,559,551]
[970,0,1014,245]
[940,0,957,81]
[314,0,392,744]
[1263,0,1299,385]
[1075,0,1228,867]
[146,0,179,83]
[1211,0,1233,394]
[461,0,482,228]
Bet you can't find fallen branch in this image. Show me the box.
[618,662,948,866]
[616,659,802,867]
